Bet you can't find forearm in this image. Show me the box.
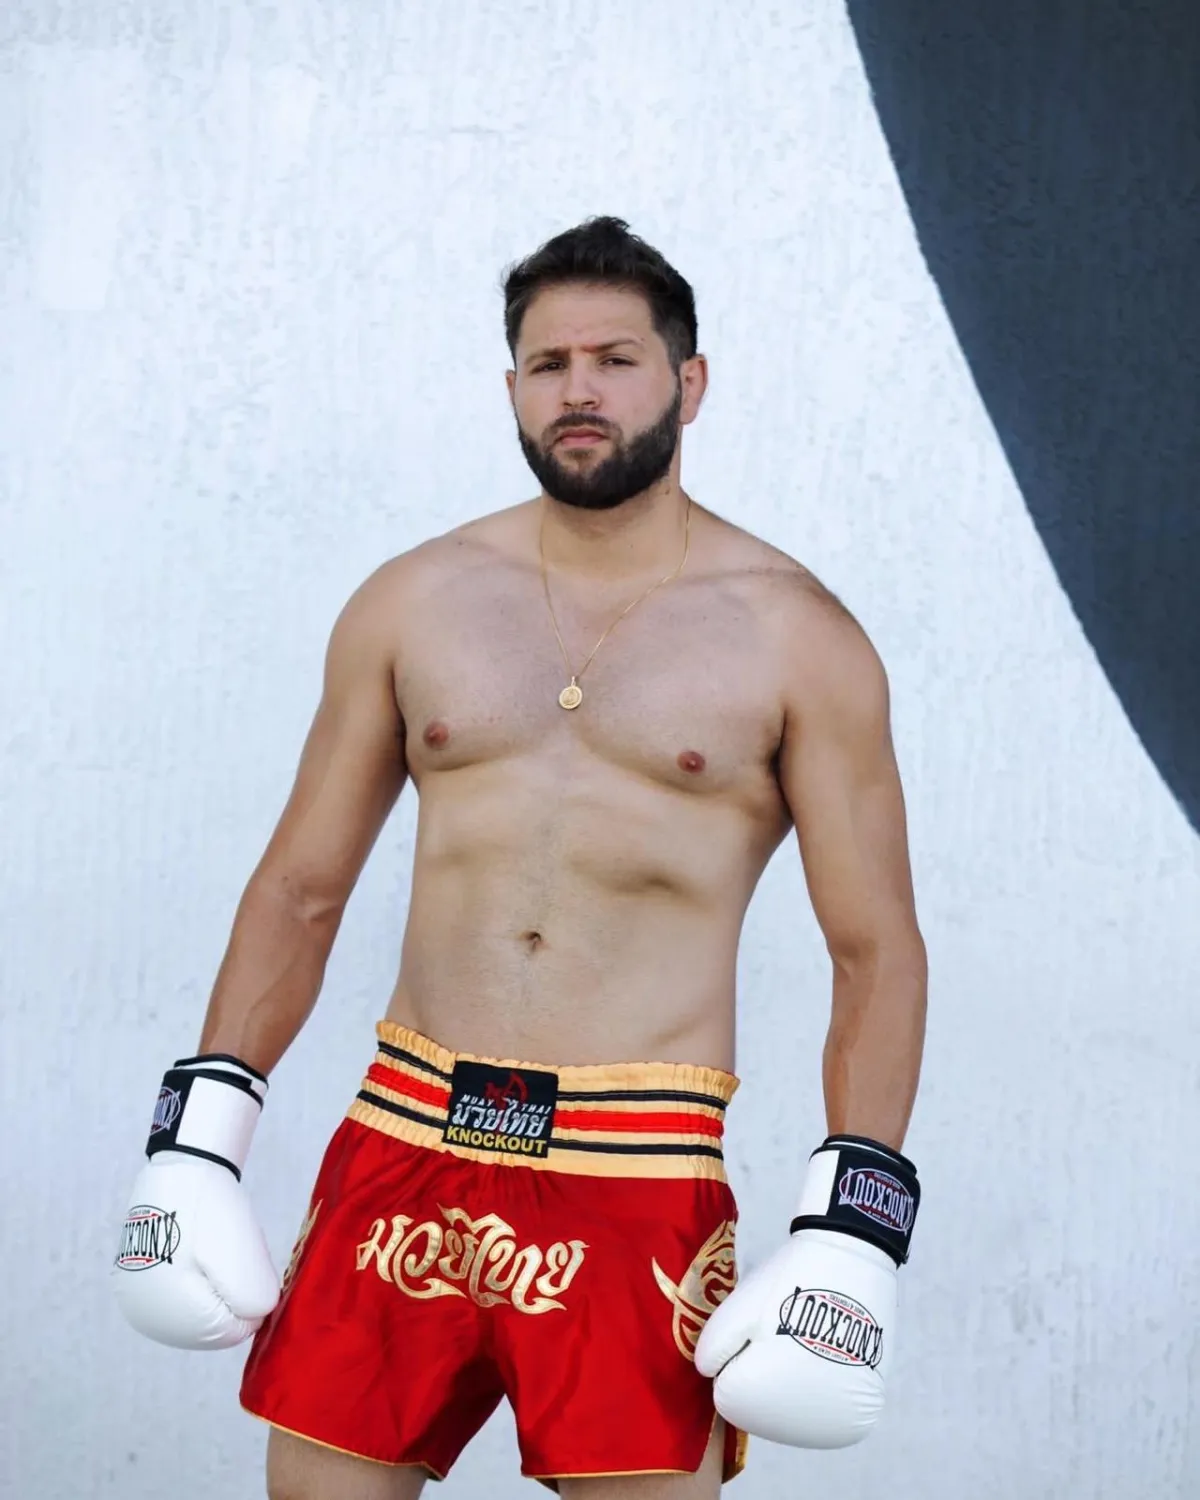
[821,941,927,1150]
[196,878,342,1076]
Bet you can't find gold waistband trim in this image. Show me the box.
[346,1022,739,1182]
[374,1021,740,1101]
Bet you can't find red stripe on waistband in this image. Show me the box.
[367,1061,723,1137]
[559,1108,725,1137]
[367,1063,451,1111]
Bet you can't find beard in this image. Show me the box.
[515,381,683,511]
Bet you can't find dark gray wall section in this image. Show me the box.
[846,1,1200,831]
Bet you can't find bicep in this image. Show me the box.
[779,627,919,964]
[253,581,408,913]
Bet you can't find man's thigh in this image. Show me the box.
[556,1419,725,1500]
[265,1427,429,1500]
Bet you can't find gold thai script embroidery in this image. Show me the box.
[356,1205,587,1315]
[652,1220,738,1360]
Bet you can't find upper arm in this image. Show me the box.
[251,565,409,917]
[776,590,923,970]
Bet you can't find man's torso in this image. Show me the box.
[381,499,825,1068]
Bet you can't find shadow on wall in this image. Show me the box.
[846,0,1200,832]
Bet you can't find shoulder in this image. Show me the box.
[706,515,870,647]
[323,504,535,672]
[338,502,535,617]
[707,517,888,718]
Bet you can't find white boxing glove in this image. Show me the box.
[695,1135,919,1449]
[113,1054,280,1350]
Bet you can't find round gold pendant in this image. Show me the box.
[558,682,583,710]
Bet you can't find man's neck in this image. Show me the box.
[538,484,693,583]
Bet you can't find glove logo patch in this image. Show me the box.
[837,1166,915,1236]
[115,1205,181,1271]
[150,1086,183,1136]
[651,1220,738,1361]
[777,1286,883,1370]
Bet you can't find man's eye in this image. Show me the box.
[532,358,632,373]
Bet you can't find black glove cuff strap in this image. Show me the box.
[822,1133,918,1177]
[155,1141,244,1182]
[144,1059,263,1175]
[788,1214,906,1265]
[172,1052,268,1087]
[791,1135,921,1267]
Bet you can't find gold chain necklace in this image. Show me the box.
[539,497,692,710]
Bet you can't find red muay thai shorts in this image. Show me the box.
[240,1022,748,1488]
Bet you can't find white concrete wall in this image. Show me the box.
[2,3,1197,1497]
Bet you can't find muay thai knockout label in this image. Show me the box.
[443,1061,558,1158]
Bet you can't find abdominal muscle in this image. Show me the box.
[384,760,785,1069]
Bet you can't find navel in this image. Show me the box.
[677,749,707,775]
[422,719,450,749]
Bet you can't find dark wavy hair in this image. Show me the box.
[501,216,698,373]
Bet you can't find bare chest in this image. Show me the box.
[396,571,784,802]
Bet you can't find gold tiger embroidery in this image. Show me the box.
[652,1220,738,1360]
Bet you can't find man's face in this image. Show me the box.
[506,284,705,511]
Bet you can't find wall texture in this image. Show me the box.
[1,3,1196,1498]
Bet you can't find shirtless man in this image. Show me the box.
[114,216,927,1498]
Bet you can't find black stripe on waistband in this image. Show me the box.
[377,1042,454,1082]
[551,1137,725,1160]
[377,1044,727,1112]
[557,1087,728,1111]
[356,1089,446,1131]
[379,1044,726,1116]
[357,1089,725,1159]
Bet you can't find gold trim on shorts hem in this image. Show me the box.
[528,1412,748,1487]
[241,1403,446,1480]
[542,1412,747,1488]
[528,1425,748,1487]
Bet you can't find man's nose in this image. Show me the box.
[558,358,601,408]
